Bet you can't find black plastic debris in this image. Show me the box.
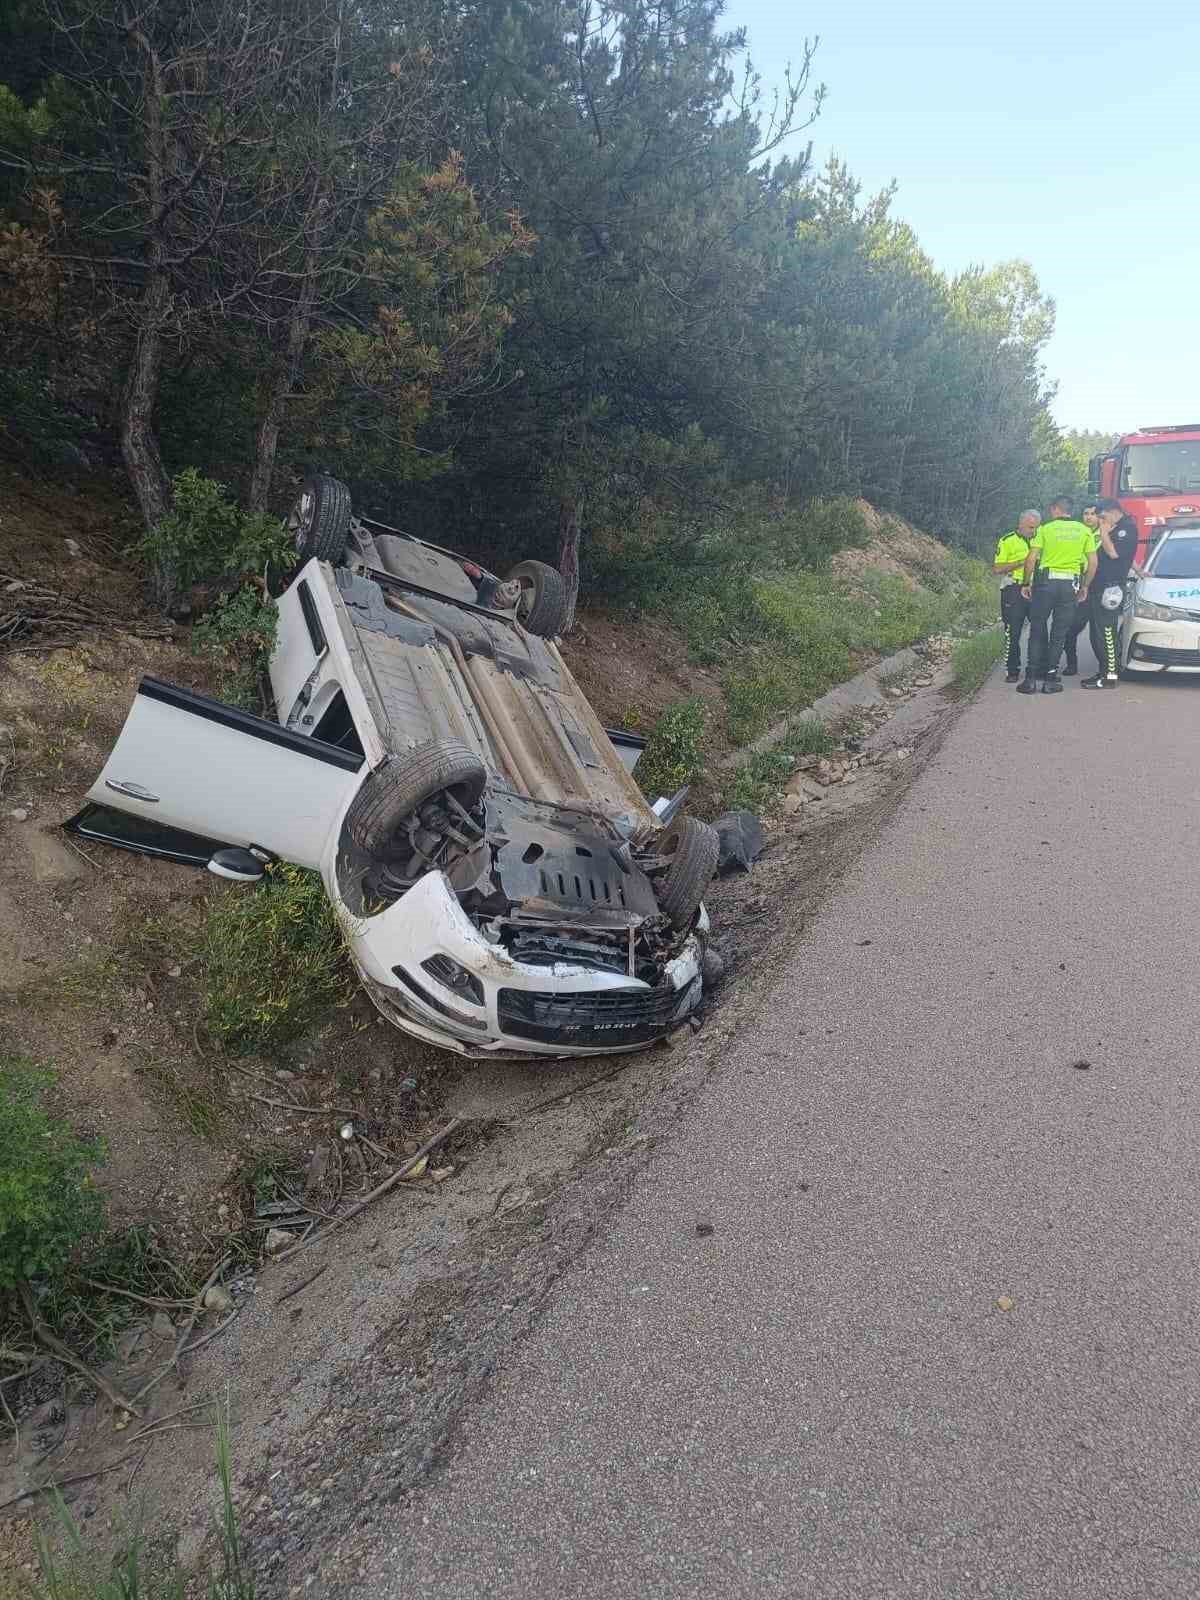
[712,810,765,874]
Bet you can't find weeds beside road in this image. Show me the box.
[950,627,1005,694]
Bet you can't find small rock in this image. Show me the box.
[64,538,83,558]
[701,948,726,988]
[782,792,806,815]
[217,1203,230,1219]
[695,1221,715,1238]
[886,686,905,699]
[264,1228,292,1256]
[151,1310,175,1340]
[166,964,182,979]
[9,808,29,822]
[203,1284,234,1314]
[995,1294,1015,1312]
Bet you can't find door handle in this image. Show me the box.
[105,780,160,803]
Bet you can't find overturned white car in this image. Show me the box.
[72,477,718,1059]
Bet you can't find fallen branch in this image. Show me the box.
[274,1118,463,1262]
[247,1092,358,1117]
[19,1284,142,1420]
[179,1311,239,1358]
[130,1254,231,1406]
[74,1278,195,1312]
[275,1264,328,1305]
[126,1398,214,1445]
[0,1454,139,1514]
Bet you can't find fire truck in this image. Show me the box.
[1089,424,1200,567]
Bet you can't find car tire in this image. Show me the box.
[289,474,351,565]
[345,739,487,857]
[507,560,568,637]
[656,816,719,931]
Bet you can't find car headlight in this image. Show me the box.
[1136,600,1174,621]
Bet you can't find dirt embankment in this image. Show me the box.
[0,467,974,1590]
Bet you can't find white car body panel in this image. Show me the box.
[86,682,361,871]
[1121,528,1200,675]
[346,871,704,1059]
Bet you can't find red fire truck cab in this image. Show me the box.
[1090,425,1200,568]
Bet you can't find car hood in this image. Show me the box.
[1137,575,1200,606]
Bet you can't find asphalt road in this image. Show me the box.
[356,662,1200,1599]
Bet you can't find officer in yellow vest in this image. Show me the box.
[994,509,1039,682]
[1018,496,1098,695]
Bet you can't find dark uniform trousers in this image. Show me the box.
[1027,578,1077,679]
[1060,590,1121,676]
[1092,592,1121,677]
[1000,585,1029,674]
[1061,598,1089,671]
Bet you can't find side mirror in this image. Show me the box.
[207,848,267,884]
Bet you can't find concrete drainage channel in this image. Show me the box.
[51,640,972,1594]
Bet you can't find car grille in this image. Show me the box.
[497,982,696,1046]
[1133,644,1200,666]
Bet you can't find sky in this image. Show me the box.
[724,0,1198,432]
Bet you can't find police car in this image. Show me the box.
[1121,521,1200,676]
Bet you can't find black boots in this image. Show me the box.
[1016,676,1039,694]
[1041,672,1063,694]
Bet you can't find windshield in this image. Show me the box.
[1150,535,1200,580]
[1121,441,1200,495]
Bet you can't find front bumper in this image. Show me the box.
[341,871,705,1060]
[1122,616,1200,673]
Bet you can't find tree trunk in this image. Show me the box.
[248,234,321,514]
[120,270,174,607]
[556,493,582,632]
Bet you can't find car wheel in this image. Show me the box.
[507,560,568,637]
[656,816,719,931]
[289,474,351,565]
[345,739,487,857]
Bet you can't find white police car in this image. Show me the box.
[1121,523,1200,677]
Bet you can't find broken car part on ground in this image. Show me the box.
[72,476,721,1059]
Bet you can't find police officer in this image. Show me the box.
[1018,496,1097,695]
[1061,502,1100,675]
[1082,499,1140,689]
[994,509,1039,683]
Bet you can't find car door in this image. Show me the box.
[86,676,364,871]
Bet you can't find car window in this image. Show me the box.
[1151,535,1200,581]
[66,803,227,866]
[311,689,365,758]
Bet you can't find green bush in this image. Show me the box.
[951,627,1005,693]
[139,468,293,591]
[0,1057,105,1289]
[724,659,804,744]
[635,698,707,800]
[192,588,279,711]
[198,863,352,1054]
[721,716,835,810]
[771,496,872,570]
